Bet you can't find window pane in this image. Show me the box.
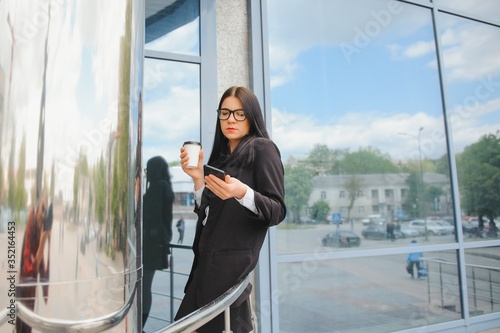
[437,0,500,23]
[268,0,455,254]
[438,13,500,242]
[278,251,461,332]
[465,247,500,316]
[143,59,200,164]
[145,0,200,55]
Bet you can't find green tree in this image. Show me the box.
[310,200,330,222]
[458,132,500,226]
[284,164,313,223]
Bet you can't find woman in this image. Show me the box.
[175,86,286,332]
[142,156,174,328]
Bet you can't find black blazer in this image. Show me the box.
[182,138,286,310]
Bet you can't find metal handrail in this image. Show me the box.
[11,281,137,332]
[155,273,251,333]
[0,308,8,326]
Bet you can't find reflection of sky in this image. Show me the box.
[145,18,199,55]
[0,0,127,198]
[267,0,500,162]
[142,59,200,166]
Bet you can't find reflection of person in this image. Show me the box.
[16,192,52,333]
[142,156,174,329]
[406,240,423,279]
[176,216,185,244]
[387,222,395,241]
[175,86,286,332]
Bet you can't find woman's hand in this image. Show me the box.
[204,174,247,200]
[180,146,205,190]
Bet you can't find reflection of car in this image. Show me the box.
[406,220,449,236]
[322,230,361,247]
[462,221,480,236]
[361,225,402,240]
[362,214,385,225]
[399,226,419,238]
[434,220,455,234]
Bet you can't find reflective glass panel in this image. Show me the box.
[145,0,200,55]
[142,59,200,165]
[437,0,500,23]
[268,0,455,254]
[438,13,500,242]
[277,251,461,332]
[142,58,200,331]
[465,247,500,316]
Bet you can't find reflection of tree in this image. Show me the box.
[15,133,27,211]
[284,164,313,222]
[95,155,106,226]
[73,153,89,225]
[8,131,16,209]
[340,147,398,175]
[110,1,132,257]
[458,132,500,228]
[402,170,419,218]
[310,200,330,222]
[344,174,363,222]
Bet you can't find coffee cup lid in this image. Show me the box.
[183,141,201,146]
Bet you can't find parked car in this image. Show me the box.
[361,225,402,240]
[322,229,361,247]
[406,219,449,236]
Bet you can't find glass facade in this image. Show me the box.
[266,0,500,332]
[2,0,499,330]
[141,0,500,332]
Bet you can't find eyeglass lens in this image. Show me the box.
[218,108,246,121]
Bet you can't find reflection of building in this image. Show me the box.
[309,173,450,221]
[170,166,196,217]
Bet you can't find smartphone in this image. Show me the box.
[204,164,227,180]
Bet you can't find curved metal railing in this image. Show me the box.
[155,273,251,333]
[7,282,137,333]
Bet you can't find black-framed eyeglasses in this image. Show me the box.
[217,108,246,121]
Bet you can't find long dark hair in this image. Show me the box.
[208,86,269,168]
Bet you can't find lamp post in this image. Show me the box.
[399,127,428,240]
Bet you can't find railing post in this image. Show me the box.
[489,270,493,311]
[170,250,175,323]
[439,262,444,309]
[223,307,232,333]
[472,267,477,312]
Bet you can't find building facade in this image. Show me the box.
[1,0,499,332]
[142,0,500,332]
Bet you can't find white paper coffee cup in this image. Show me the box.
[183,141,201,168]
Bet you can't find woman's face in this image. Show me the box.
[220,96,250,152]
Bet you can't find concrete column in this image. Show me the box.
[216,0,251,96]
